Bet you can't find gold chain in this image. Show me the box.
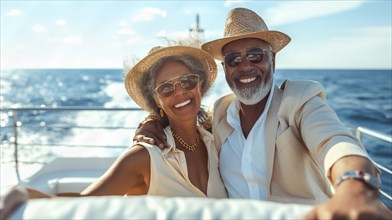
[171,130,199,152]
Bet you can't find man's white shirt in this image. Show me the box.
[219,85,274,200]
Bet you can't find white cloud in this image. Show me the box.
[125,35,154,45]
[266,1,366,27]
[63,35,83,44]
[131,7,167,22]
[224,0,251,8]
[16,44,25,50]
[56,19,67,26]
[32,24,46,32]
[156,30,189,39]
[204,30,223,39]
[111,43,123,48]
[6,9,22,16]
[125,35,144,45]
[281,26,392,69]
[119,20,128,26]
[118,28,136,36]
[47,37,61,43]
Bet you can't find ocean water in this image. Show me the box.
[1,69,391,208]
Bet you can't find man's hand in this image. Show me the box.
[133,117,167,149]
[302,180,392,220]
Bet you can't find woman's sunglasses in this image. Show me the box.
[223,48,273,68]
[155,74,200,98]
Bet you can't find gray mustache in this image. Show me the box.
[232,69,263,81]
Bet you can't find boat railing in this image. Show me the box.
[355,127,392,175]
[1,107,391,201]
[1,107,145,182]
[352,127,392,201]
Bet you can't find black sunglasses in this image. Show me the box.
[154,74,200,98]
[223,48,273,68]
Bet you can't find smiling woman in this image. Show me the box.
[85,45,226,198]
[0,45,227,218]
[122,46,221,190]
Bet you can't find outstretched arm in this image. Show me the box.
[303,155,391,220]
[286,81,392,219]
[81,145,150,196]
[0,145,150,219]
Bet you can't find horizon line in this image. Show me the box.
[1,67,391,71]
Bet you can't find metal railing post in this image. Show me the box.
[12,109,21,182]
[356,129,362,142]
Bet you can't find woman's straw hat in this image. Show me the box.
[124,46,217,112]
[201,8,291,61]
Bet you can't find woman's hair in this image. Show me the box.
[138,55,212,130]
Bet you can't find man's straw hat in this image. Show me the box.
[202,8,291,61]
[124,46,217,112]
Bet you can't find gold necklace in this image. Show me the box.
[171,130,200,152]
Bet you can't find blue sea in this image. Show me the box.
[1,69,391,208]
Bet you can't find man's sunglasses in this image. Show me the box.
[223,48,273,68]
[154,74,200,97]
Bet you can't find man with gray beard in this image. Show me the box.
[202,7,390,219]
[135,7,391,220]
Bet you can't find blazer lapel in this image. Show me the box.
[264,85,283,195]
[213,94,235,152]
[215,116,234,152]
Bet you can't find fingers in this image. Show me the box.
[134,131,167,149]
[380,203,392,220]
[301,205,331,220]
[133,117,168,148]
[155,137,167,149]
[146,131,166,148]
[0,186,29,219]
[302,208,317,220]
[134,135,155,144]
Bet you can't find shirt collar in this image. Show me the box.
[161,126,177,156]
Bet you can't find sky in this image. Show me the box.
[1,0,391,69]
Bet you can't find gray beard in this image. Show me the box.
[229,75,274,105]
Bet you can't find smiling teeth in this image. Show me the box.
[239,77,256,83]
[174,100,191,108]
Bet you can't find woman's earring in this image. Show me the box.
[160,108,165,118]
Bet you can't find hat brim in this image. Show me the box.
[124,46,217,112]
[201,30,291,61]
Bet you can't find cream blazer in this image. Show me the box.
[211,80,370,204]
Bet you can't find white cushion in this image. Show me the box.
[52,177,97,194]
[9,195,313,219]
